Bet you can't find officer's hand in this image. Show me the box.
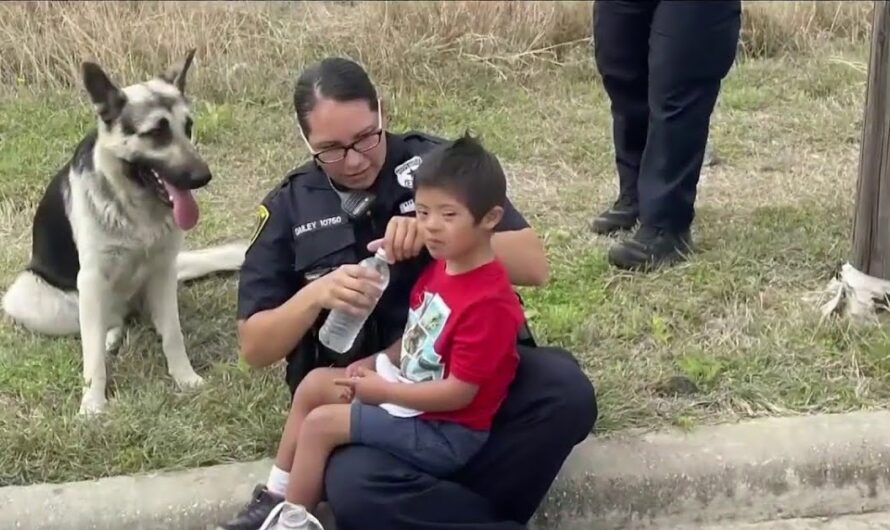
[371,216,424,262]
[314,264,384,316]
[346,355,376,378]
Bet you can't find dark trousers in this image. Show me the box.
[594,0,741,232]
[324,345,598,529]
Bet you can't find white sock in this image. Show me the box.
[266,465,290,497]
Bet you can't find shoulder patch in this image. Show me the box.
[395,155,422,189]
[248,204,270,249]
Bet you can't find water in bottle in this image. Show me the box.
[318,247,390,353]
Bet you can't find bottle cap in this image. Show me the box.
[280,502,308,524]
[375,247,388,261]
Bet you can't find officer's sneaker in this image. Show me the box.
[590,195,639,235]
[217,484,284,530]
[607,224,693,271]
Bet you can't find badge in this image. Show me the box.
[248,204,270,249]
[395,156,422,189]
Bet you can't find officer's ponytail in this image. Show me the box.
[293,57,379,136]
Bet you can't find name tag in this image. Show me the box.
[294,215,346,238]
[399,199,416,214]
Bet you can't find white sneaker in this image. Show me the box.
[258,501,324,530]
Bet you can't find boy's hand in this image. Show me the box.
[368,216,424,263]
[334,368,392,405]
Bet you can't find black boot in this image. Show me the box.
[591,195,639,235]
[608,224,693,271]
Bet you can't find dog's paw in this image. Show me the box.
[78,389,108,416]
[105,326,123,354]
[172,369,205,391]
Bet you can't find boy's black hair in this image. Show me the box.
[412,132,507,223]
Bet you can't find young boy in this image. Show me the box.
[218,133,525,530]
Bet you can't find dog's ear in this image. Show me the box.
[161,48,197,94]
[82,62,127,125]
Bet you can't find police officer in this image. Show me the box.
[224,57,597,530]
[590,0,742,271]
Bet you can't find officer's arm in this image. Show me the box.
[492,197,549,286]
[238,286,325,369]
[236,198,323,368]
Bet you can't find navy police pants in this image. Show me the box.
[324,345,597,529]
[593,0,742,232]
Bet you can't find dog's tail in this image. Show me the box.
[1,241,247,335]
[176,240,249,282]
[1,270,80,335]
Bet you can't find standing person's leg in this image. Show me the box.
[590,0,657,235]
[324,346,597,530]
[608,0,742,271]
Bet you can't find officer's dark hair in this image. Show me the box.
[293,57,379,135]
[413,132,507,224]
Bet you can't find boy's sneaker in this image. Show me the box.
[590,196,639,235]
[217,484,284,530]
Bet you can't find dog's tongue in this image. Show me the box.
[162,182,199,230]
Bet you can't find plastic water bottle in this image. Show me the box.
[275,502,323,529]
[318,247,390,353]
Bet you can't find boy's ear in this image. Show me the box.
[481,205,504,231]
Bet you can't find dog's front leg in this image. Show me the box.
[145,263,204,390]
[77,269,111,415]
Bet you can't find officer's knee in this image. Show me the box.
[534,346,598,437]
[566,367,598,436]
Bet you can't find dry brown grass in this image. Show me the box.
[740,1,873,58]
[0,1,876,102]
[0,0,593,101]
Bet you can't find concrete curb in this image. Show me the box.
[4,411,890,530]
[536,410,890,529]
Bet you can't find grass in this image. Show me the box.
[1,0,889,486]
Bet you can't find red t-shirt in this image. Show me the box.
[398,257,524,431]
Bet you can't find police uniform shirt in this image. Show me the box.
[237,130,530,381]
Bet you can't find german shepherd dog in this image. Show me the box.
[1,50,247,415]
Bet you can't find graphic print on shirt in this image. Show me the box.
[400,291,451,383]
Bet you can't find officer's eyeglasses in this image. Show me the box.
[298,102,383,165]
